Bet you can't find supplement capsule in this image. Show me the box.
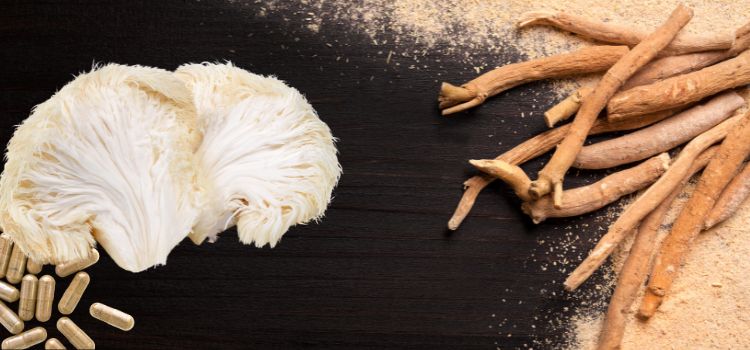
[36,275,55,322]
[26,259,42,275]
[45,338,66,350]
[18,275,37,321]
[1,326,46,349]
[0,237,12,278]
[0,300,23,334]
[58,272,89,315]
[0,281,19,303]
[6,245,26,284]
[55,249,99,278]
[89,303,134,331]
[57,317,94,350]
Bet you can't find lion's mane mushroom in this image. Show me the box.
[0,64,203,272]
[175,63,341,248]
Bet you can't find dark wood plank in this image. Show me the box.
[0,1,617,349]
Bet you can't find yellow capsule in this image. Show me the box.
[36,275,55,322]
[45,338,66,349]
[89,303,134,331]
[1,326,46,349]
[26,259,42,275]
[0,300,23,334]
[18,275,37,321]
[0,237,12,279]
[58,272,89,315]
[6,245,26,284]
[55,249,99,278]
[57,317,94,350]
[0,281,19,303]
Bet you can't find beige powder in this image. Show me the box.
[571,180,750,349]
[241,1,749,67]
[235,0,750,348]
[238,0,750,97]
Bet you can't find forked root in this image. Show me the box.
[447,108,678,230]
[469,159,532,202]
[522,153,670,224]
[530,5,693,202]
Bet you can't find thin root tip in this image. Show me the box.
[447,219,459,231]
[517,10,556,28]
[637,293,662,319]
[469,159,492,170]
[636,309,654,320]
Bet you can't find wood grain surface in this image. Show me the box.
[0,1,617,349]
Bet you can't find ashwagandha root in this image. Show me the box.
[639,110,750,319]
[469,160,532,202]
[622,21,750,90]
[563,113,745,291]
[447,108,678,230]
[544,86,594,127]
[704,161,750,229]
[438,45,628,115]
[522,153,670,224]
[596,146,717,350]
[518,10,733,56]
[608,50,750,120]
[574,92,745,169]
[528,5,693,206]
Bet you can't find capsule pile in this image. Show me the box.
[0,235,134,349]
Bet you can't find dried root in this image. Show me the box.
[608,50,750,120]
[564,113,745,291]
[522,153,670,224]
[622,19,749,90]
[529,5,693,204]
[469,160,532,202]
[544,86,594,127]
[596,146,717,350]
[639,110,750,318]
[622,51,727,90]
[447,108,677,230]
[704,162,750,229]
[438,45,628,115]
[574,92,745,169]
[518,10,733,56]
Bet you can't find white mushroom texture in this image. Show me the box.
[0,64,203,272]
[0,62,340,272]
[176,63,341,247]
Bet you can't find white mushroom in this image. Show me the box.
[175,63,341,247]
[0,64,203,272]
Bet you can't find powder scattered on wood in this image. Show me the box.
[569,180,750,349]
[233,0,750,348]
[239,0,750,96]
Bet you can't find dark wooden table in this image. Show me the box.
[0,1,615,349]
